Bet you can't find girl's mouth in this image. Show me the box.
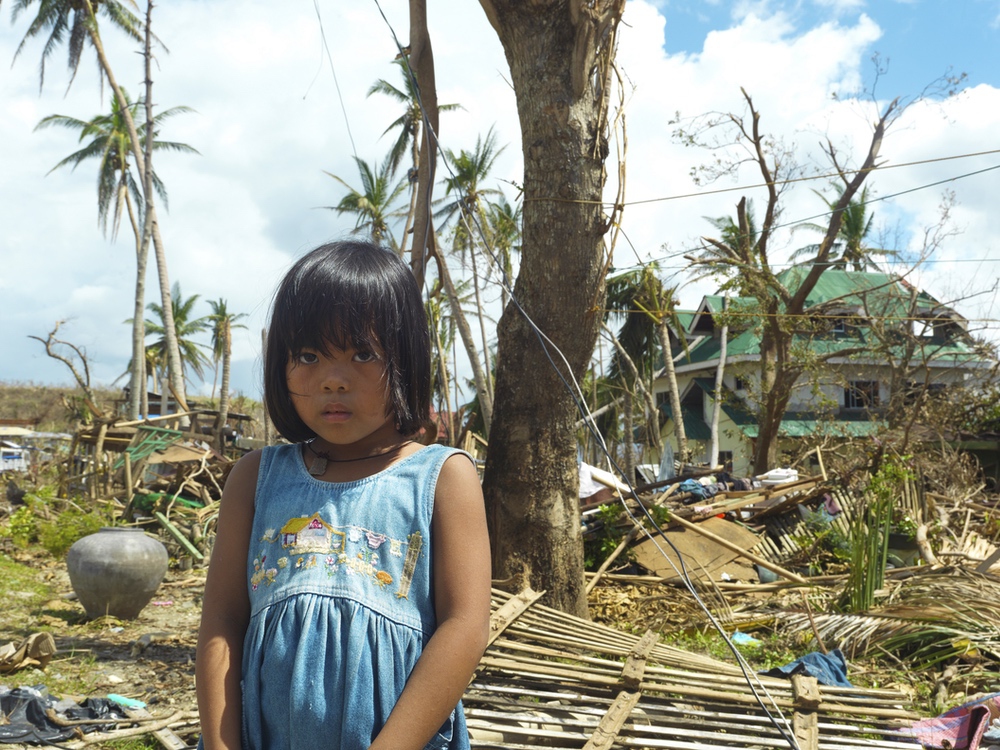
[322,405,350,422]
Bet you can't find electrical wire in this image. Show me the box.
[312,0,358,163]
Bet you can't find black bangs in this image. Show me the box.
[264,240,431,443]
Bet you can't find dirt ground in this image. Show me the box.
[2,548,205,747]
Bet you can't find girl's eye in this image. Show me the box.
[353,350,378,363]
[294,351,319,365]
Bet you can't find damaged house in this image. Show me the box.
[655,267,994,476]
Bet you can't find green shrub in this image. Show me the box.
[38,510,110,557]
[2,505,38,547]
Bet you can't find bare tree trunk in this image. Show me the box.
[622,387,634,482]
[656,323,687,461]
[466,223,494,405]
[125,191,147,421]
[602,321,660,452]
[479,0,624,617]
[709,296,728,466]
[408,0,438,288]
[432,241,493,434]
[213,320,232,453]
[398,126,421,261]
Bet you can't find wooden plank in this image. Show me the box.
[793,674,821,750]
[583,691,642,750]
[487,587,544,646]
[621,629,659,690]
[660,509,807,583]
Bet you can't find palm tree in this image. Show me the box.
[793,184,895,271]
[367,56,462,259]
[436,126,507,409]
[5,0,142,90]
[324,154,406,248]
[6,0,190,413]
[144,282,211,391]
[605,265,688,463]
[207,299,247,451]
[36,90,197,420]
[36,91,196,240]
[482,194,521,309]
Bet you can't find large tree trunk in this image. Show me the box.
[479,0,622,617]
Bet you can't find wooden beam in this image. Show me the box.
[487,587,543,647]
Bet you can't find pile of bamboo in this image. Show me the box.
[465,588,922,750]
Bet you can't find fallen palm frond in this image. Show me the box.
[779,567,1000,668]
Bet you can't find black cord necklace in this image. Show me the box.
[304,439,415,476]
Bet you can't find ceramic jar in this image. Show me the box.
[66,527,169,620]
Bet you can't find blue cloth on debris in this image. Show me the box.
[761,648,852,687]
[677,479,708,502]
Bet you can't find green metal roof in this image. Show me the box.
[732,412,885,439]
[673,268,983,368]
[658,401,713,441]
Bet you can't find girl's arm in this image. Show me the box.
[370,452,492,750]
[196,450,259,750]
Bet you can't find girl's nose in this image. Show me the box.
[320,362,349,392]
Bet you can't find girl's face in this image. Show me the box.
[285,341,399,454]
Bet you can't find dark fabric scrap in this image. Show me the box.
[761,648,853,688]
[0,686,129,745]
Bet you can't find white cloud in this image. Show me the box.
[1,0,997,396]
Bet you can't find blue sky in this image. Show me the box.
[660,1,1000,93]
[1,0,998,404]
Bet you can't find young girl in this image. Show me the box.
[196,240,492,750]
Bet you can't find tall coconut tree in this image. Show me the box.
[324,154,406,249]
[36,91,196,419]
[5,0,190,412]
[207,299,247,452]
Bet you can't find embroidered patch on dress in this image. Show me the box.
[250,552,278,589]
[365,531,387,550]
[389,539,403,557]
[295,555,318,570]
[348,527,363,543]
[396,531,422,599]
[280,513,344,555]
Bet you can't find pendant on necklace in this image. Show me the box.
[308,455,328,476]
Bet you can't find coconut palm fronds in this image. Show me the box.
[779,568,1000,668]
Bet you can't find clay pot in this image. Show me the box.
[66,528,169,620]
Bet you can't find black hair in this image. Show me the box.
[264,240,431,442]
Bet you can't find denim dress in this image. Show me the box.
[237,442,471,750]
